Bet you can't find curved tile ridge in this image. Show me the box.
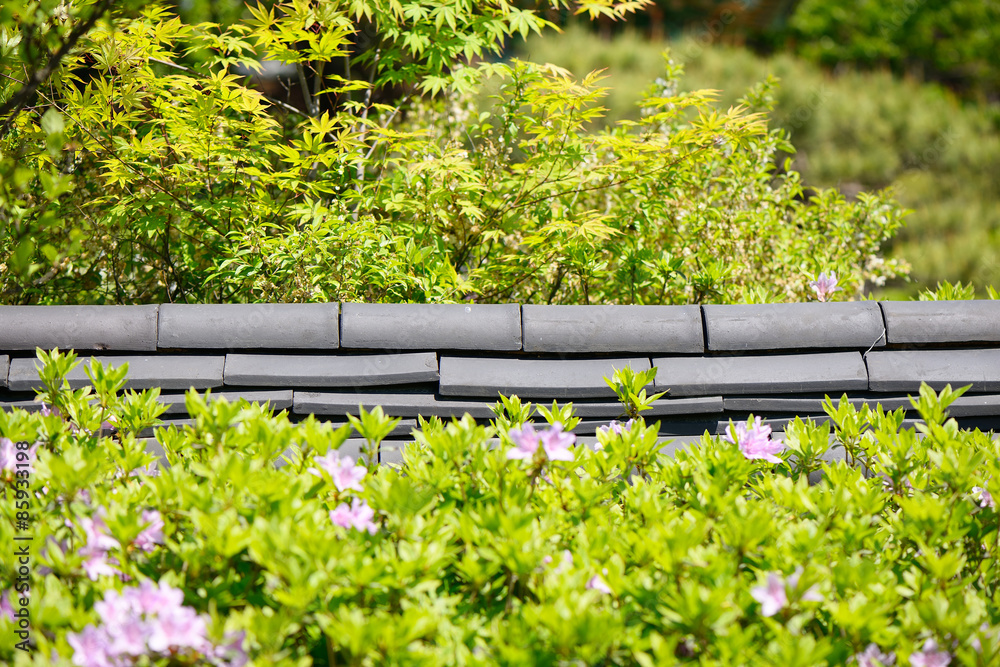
[438,356,651,398]
[341,303,521,351]
[159,303,339,349]
[2,302,999,430]
[880,300,1000,344]
[866,348,1000,392]
[522,304,702,353]
[703,302,885,351]
[0,305,158,351]
[653,352,868,397]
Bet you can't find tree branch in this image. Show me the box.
[0,0,115,136]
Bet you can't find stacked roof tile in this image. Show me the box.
[2,301,999,463]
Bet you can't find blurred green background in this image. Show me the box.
[173,0,1000,298]
[510,0,1000,298]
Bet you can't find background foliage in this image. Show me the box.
[1,0,907,305]
[519,24,1000,298]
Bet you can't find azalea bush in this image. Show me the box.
[0,0,907,305]
[2,351,1000,665]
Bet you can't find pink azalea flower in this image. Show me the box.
[849,643,896,666]
[147,605,209,653]
[69,581,236,667]
[725,416,784,464]
[586,574,612,595]
[786,567,823,603]
[330,498,378,535]
[507,423,542,460]
[971,622,990,653]
[809,271,842,302]
[507,423,575,462]
[130,579,185,616]
[309,451,367,492]
[0,438,38,473]
[750,572,788,616]
[539,423,575,461]
[67,625,115,667]
[79,514,120,553]
[211,630,249,667]
[106,614,149,656]
[910,639,950,667]
[80,547,120,581]
[76,512,121,580]
[1,591,14,622]
[597,419,635,436]
[39,403,61,418]
[971,486,995,509]
[133,510,165,553]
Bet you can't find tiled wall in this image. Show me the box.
[2,301,999,461]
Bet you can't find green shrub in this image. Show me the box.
[1,1,906,305]
[2,351,999,665]
[518,26,1000,297]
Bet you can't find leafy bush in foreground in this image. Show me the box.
[2,351,999,666]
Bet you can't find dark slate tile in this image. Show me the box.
[8,355,224,392]
[571,396,724,418]
[271,441,369,469]
[653,352,868,397]
[378,439,415,466]
[880,300,1000,344]
[156,390,294,415]
[1,399,40,412]
[0,305,158,351]
[522,305,703,354]
[140,419,194,439]
[224,352,438,388]
[293,391,497,418]
[340,303,521,351]
[438,356,651,399]
[138,439,169,469]
[0,355,7,388]
[702,302,885,351]
[158,303,339,349]
[740,415,834,434]
[866,349,1000,392]
[326,419,418,438]
[947,395,1000,417]
[723,395,914,414]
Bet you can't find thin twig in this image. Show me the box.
[0,0,115,136]
[296,63,317,116]
[150,57,305,115]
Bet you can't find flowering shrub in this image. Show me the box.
[1,350,999,666]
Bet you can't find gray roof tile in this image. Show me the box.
[866,348,1000,392]
[522,304,703,353]
[157,390,294,415]
[880,300,1000,344]
[341,303,521,351]
[223,352,438,387]
[702,302,885,351]
[723,395,914,413]
[8,355,224,392]
[0,305,158,351]
[438,356,651,398]
[653,351,868,397]
[293,391,497,418]
[159,303,339,349]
